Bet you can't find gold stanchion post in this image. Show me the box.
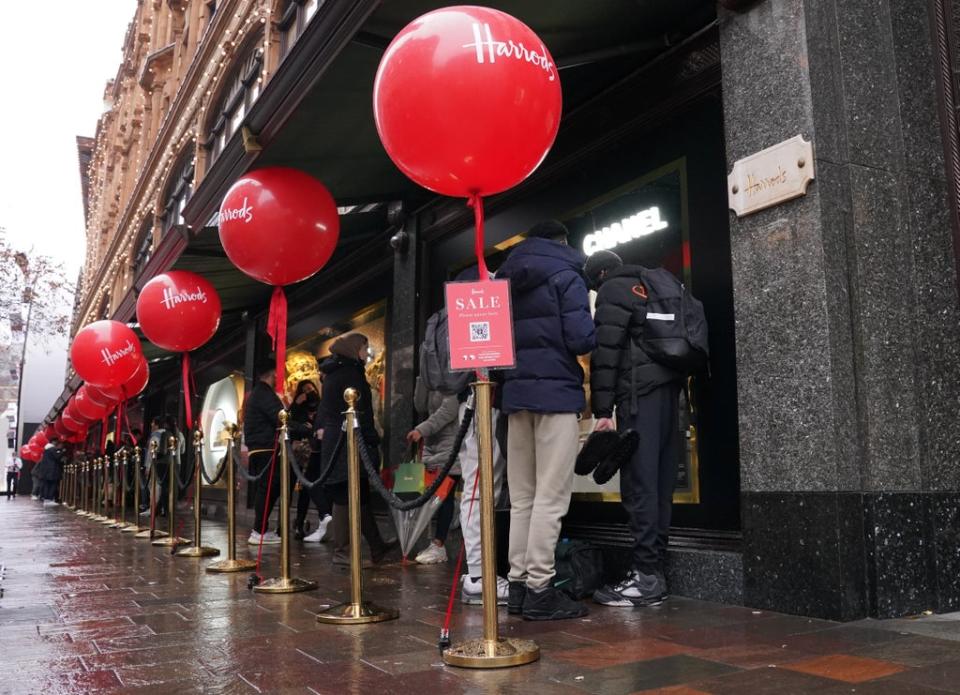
[109,451,125,527]
[176,431,220,558]
[91,457,105,520]
[122,447,143,533]
[207,423,256,573]
[136,440,167,539]
[100,456,117,524]
[253,410,317,593]
[317,389,397,623]
[77,461,89,516]
[443,375,539,668]
[153,436,188,546]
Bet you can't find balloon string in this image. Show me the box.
[467,194,489,280]
[115,401,125,450]
[182,353,193,430]
[100,414,110,455]
[266,287,288,397]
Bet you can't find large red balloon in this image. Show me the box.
[373,6,562,198]
[34,430,49,449]
[137,271,222,352]
[218,167,340,286]
[121,358,150,398]
[75,385,111,421]
[71,321,144,389]
[64,398,90,425]
[87,384,122,406]
[53,418,72,439]
[61,410,85,433]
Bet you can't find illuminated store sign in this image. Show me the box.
[582,206,669,256]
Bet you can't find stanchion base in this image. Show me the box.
[100,517,118,525]
[76,511,91,517]
[151,536,189,547]
[206,558,257,573]
[252,577,318,594]
[119,523,140,533]
[316,601,399,625]
[175,546,220,558]
[443,638,540,669]
[135,529,168,539]
[108,521,125,528]
[88,514,107,521]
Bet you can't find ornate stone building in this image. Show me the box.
[75,0,320,330]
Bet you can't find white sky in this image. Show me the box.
[0,1,137,425]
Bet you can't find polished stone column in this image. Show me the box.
[720,0,960,619]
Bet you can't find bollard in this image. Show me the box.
[442,374,539,668]
[176,431,220,558]
[153,436,188,547]
[207,423,256,573]
[316,388,397,623]
[109,451,125,528]
[136,440,168,539]
[253,410,317,594]
[100,456,118,525]
[122,447,143,533]
[77,461,90,516]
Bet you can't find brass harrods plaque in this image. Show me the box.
[727,134,815,217]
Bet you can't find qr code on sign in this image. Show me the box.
[469,321,490,342]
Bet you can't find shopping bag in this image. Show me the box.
[392,443,425,494]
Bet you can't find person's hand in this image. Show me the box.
[594,417,616,432]
[314,429,323,440]
[406,429,423,444]
[295,393,306,405]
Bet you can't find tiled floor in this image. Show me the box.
[1,496,959,695]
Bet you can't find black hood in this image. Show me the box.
[497,238,588,292]
[320,355,364,375]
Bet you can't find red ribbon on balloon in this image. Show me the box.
[266,288,288,397]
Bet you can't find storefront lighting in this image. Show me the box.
[582,206,669,256]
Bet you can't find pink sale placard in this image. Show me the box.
[444,279,516,371]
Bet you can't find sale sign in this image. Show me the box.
[445,279,515,371]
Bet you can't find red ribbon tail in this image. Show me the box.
[182,353,193,430]
[467,194,489,280]
[267,286,288,397]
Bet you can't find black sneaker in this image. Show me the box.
[522,586,588,621]
[508,581,526,615]
[593,569,664,607]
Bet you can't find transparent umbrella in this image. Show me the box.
[390,476,457,560]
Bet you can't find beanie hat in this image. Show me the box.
[584,250,623,290]
[528,220,569,241]
[330,333,368,360]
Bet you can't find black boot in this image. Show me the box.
[522,586,588,621]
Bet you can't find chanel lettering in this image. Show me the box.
[101,340,137,367]
[161,286,208,310]
[462,22,556,82]
[218,197,254,225]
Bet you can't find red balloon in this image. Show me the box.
[71,321,144,389]
[64,397,92,425]
[34,430,49,449]
[75,386,110,421]
[61,411,85,433]
[53,418,72,439]
[87,384,122,407]
[218,167,340,286]
[373,6,562,197]
[121,358,150,398]
[19,445,33,460]
[42,424,56,440]
[136,271,221,352]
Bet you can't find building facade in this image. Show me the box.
[61,0,960,621]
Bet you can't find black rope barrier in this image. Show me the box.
[234,455,275,483]
[175,452,195,495]
[356,407,473,511]
[285,431,344,490]
[199,451,230,486]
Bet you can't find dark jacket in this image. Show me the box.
[318,356,380,485]
[34,444,64,482]
[590,264,683,418]
[243,380,309,450]
[289,397,320,453]
[495,237,597,414]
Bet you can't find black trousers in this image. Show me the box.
[619,382,681,574]
[6,472,18,497]
[295,451,332,526]
[42,479,59,501]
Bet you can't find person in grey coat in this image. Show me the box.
[407,376,461,564]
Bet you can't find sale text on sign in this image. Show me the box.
[444,279,516,371]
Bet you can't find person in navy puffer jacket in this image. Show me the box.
[496,220,597,621]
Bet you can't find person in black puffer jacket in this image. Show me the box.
[495,220,597,621]
[585,250,683,608]
[318,333,397,566]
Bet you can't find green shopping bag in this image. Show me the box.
[392,443,425,494]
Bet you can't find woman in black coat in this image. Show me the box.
[319,333,396,565]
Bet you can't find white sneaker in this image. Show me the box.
[461,575,509,605]
[31,495,39,501]
[303,515,332,543]
[415,542,448,564]
[248,530,282,545]
[43,500,58,507]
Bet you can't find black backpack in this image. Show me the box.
[632,268,709,373]
[552,539,604,599]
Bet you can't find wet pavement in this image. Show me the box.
[2,497,959,695]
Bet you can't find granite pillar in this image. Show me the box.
[385,217,419,471]
[720,0,960,619]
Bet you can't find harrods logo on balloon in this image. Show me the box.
[217,196,254,225]
[100,340,137,367]
[160,286,209,310]
[461,22,556,81]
